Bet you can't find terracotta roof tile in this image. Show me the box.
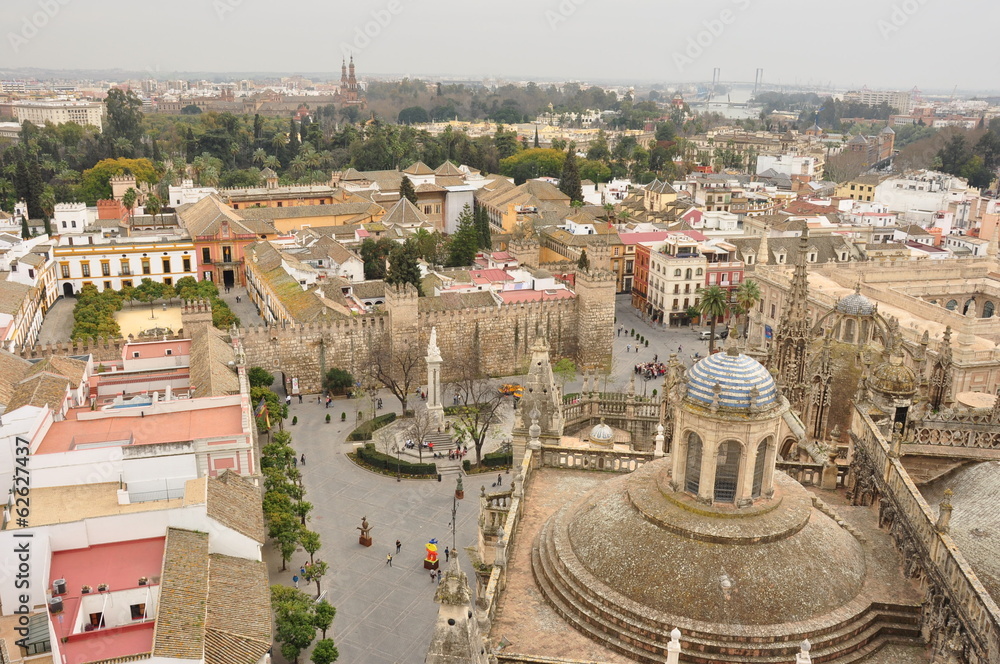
[205,555,271,664]
[208,471,265,542]
[152,528,210,660]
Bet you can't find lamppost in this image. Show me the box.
[392,443,401,482]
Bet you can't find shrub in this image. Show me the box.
[645,340,649,347]
[481,449,514,468]
[341,412,346,421]
[347,412,397,441]
[356,443,437,476]
[652,389,658,397]
[325,414,331,423]
[292,416,298,425]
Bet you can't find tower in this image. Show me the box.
[426,327,444,428]
[770,229,812,413]
[340,59,348,88]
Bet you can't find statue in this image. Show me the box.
[357,515,373,547]
[455,476,465,500]
[424,538,440,570]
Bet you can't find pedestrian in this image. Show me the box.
[430,569,436,582]
[678,345,682,353]
[627,344,631,353]
[653,354,658,363]
[300,566,306,576]
[292,575,299,588]
[285,394,291,407]
[298,394,302,404]
[292,456,297,468]
[386,553,393,567]
[497,473,502,487]
[395,539,401,554]
[445,547,450,562]
[300,454,305,465]
[325,396,331,408]
[636,346,639,353]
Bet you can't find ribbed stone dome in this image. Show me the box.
[590,420,614,443]
[686,351,777,410]
[836,292,875,316]
[869,359,916,397]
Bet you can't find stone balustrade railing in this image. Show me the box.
[539,445,652,473]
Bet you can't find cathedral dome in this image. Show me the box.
[686,350,777,411]
[869,358,916,397]
[589,420,614,445]
[836,290,875,316]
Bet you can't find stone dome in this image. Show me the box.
[836,291,875,316]
[869,358,917,397]
[589,420,614,444]
[686,350,777,411]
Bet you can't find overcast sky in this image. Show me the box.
[4,0,998,92]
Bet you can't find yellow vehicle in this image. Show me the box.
[499,383,524,399]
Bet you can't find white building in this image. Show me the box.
[874,171,978,224]
[0,235,58,351]
[54,232,197,296]
[842,200,897,227]
[843,88,913,114]
[755,153,822,179]
[13,99,105,131]
[168,179,219,207]
[53,202,94,234]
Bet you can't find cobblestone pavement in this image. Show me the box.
[264,393,508,664]
[216,285,265,327]
[36,296,75,344]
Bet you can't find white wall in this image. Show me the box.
[444,188,475,235]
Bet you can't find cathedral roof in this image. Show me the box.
[836,290,875,316]
[686,351,777,411]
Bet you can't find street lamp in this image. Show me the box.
[393,444,401,482]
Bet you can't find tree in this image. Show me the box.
[311,639,339,664]
[499,148,565,184]
[406,409,435,462]
[446,204,479,267]
[385,240,423,295]
[252,385,288,431]
[734,279,761,339]
[313,601,336,639]
[322,367,354,396]
[365,334,422,413]
[576,249,590,271]
[133,278,166,317]
[300,529,321,564]
[474,205,492,249]
[449,351,506,465]
[560,148,583,203]
[271,586,318,664]
[399,175,418,204]
[145,193,162,227]
[697,285,730,354]
[553,358,576,389]
[359,237,395,280]
[398,106,429,125]
[79,158,158,204]
[302,559,329,598]
[105,88,145,148]
[20,215,30,240]
[269,511,302,572]
[121,187,138,221]
[249,367,276,388]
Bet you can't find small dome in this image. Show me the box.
[590,420,614,443]
[836,290,875,316]
[869,359,916,397]
[686,352,777,410]
[260,167,278,179]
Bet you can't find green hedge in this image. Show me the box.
[347,412,397,441]
[444,404,481,416]
[356,443,438,476]
[463,450,514,472]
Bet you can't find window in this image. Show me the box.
[142,260,150,275]
[770,303,776,318]
[685,268,692,280]
[162,258,171,273]
[714,440,742,503]
[277,201,283,207]
[674,269,681,277]
[423,205,433,214]
[102,262,111,276]
[746,255,755,265]
[709,273,717,285]
[166,349,173,356]
[204,271,213,281]
[183,257,191,272]
[752,439,770,498]
[121,260,131,275]
[122,279,133,288]
[202,248,211,263]
[132,351,140,358]
[28,269,34,278]
[62,221,67,228]
[807,253,816,263]
[61,264,70,278]
[696,268,703,276]
[81,263,91,277]
[672,298,678,310]
[684,432,702,494]
[103,281,112,290]
[434,204,441,214]
[71,220,76,228]
[129,604,147,620]
[164,277,172,287]
[222,246,233,263]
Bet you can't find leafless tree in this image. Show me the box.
[365,333,423,414]
[447,351,505,465]
[407,409,435,463]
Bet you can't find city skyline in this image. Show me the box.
[3,0,999,92]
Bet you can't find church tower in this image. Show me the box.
[341,58,348,89]
[770,229,812,413]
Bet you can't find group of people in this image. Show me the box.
[635,361,668,381]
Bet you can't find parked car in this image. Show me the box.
[697,328,729,341]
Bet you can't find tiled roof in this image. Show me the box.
[153,528,210,660]
[207,470,265,543]
[415,182,446,193]
[418,291,496,312]
[5,372,69,412]
[205,554,271,664]
[403,161,434,175]
[0,350,32,407]
[239,201,383,221]
[351,280,386,300]
[434,161,464,177]
[178,195,277,238]
[686,352,777,410]
[381,198,429,227]
[25,356,87,388]
[189,325,239,398]
[0,274,31,315]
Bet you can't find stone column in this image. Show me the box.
[427,327,444,428]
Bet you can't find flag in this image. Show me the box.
[255,397,270,428]
[764,324,773,339]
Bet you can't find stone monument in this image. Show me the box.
[357,515,373,547]
[426,326,445,428]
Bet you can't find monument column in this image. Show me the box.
[427,327,444,428]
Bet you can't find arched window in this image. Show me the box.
[685,268,692,280]
[714,440,742,503]
[963,298,975,315]
[929,299,937,305]
[684,432,702,494]
[751,438,770,498]
[674,269,681,277]
[946,299,958,311]
[984,301,995,318]
[696,268,703,276]
[843,318,856,343]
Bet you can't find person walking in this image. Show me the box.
[497,473,502,487]
[430,569,436,582]
[292,575,299,588]
[300,454,305,465]
[291,455,297,468]
[386,553,393,567]
[298,394,302,404]
[445,547,450,562]
[395,539,401,554]
[325,396,331,408]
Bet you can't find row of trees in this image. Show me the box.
[261,428,337,663]
[696,279,762,354]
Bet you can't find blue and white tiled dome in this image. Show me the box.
[686,351,778,410]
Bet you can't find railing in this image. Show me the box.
[540,445,652,473]
[852,405,1000,663]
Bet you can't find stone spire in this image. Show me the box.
[425,559,490,664]
[757,224,770,265]
[512,335,564,458]
[426,327,444,428]
[770,229,812,412]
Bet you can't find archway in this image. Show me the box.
[946,299,958,311]
[984,301,995,318]
[63,283,74,297]
[714,440,742,503]
[843,318,856,343]
[752,438,771,498]
[684,432,702,494]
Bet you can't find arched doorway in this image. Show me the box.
[751,438,771,498]
[684,432,702,494]
[63,283,74,297]
[714,440,742,503]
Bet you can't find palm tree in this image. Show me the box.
[252,148,267,166]
[289,155,307,177]
[697,285,729,354]
[734,279,761,339]
[617,209,632,226]
[263,155,281,170]
[121,187,138,222]
[602,202,616,224]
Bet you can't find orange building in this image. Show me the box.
[177,195,278,289]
